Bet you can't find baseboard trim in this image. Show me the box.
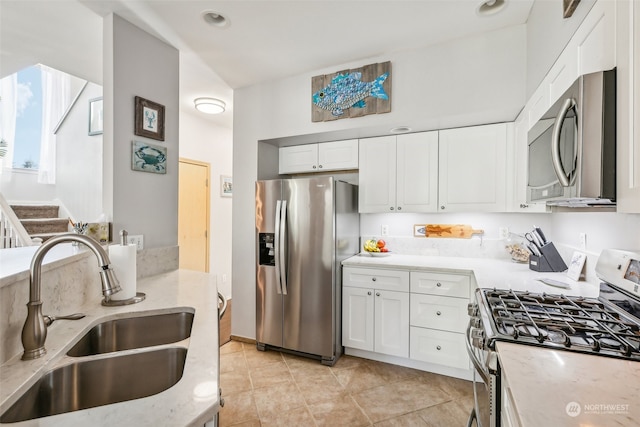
[230,335,256,345]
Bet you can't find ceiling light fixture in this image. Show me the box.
[390,126,412,134]
[476,0,506,16]
[194,98,226,114]
[202,11,230,28]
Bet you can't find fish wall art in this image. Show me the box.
[311,61,391,122]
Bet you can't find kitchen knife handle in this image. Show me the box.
[534,226,547,244]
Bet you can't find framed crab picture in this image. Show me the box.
[132,140,167,174]
[134,96,165,141]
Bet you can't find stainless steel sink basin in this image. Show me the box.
[67,311,194,357]
[0,347,187,423]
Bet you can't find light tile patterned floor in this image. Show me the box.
[219,341,474,426]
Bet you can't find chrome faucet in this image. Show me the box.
[21,233,121,360]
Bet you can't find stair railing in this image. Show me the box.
[0,192,39,248]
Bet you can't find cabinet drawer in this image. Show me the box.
[410,272,470,298]
[343,267,410,293]
[410,294,469,332]
[409,327,469,370]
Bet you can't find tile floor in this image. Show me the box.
[219,340,474,426]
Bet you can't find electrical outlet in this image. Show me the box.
[222,274,227,283]
[499,227,509,240]
[579,232,587,250]
[127,235,144,251]
[381,225,389,236]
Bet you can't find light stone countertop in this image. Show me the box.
[342,253,600,297]
[0,269,219,427]
[496,341,640,427]
[344,254,639,425]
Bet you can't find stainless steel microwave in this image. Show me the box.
[527,69,616,207]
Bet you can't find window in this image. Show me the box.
[13,65,43,169]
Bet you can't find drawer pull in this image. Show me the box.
[436,345,442,351]
[436,311,442,316]
[372,277,377,282]
[367,291,372,296]
[376,292,381,297]
[436,282,442,287]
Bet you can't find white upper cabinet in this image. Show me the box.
[279,139,358,174]
[438,123,507,212]
[358,135,397,212]
[359,132,438,213]
[616,0,640,213]
[396,132,439,212]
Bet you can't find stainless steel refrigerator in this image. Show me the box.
[255,176,359,365]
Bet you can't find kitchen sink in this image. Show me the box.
[0,347,187,423]
[67,311,194,357]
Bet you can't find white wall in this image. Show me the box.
[179,110,233,299]
[56,82,103,221]
[232,25,528,340]
[104,14,179,249]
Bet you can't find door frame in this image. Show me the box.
[178,157,211,272]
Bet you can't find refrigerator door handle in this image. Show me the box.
[274,199,283,295]
[280,200,288,295]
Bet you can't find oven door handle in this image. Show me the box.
[466,322,490,385]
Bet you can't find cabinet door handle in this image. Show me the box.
[376,292,381,297]
[436,311,442,316]
[440,205,445,210]
[436,282,442,287]
[390,207,394,210]
[397,206,402,211]
[367,291,372,296]
[372,277,377,282]
[312,165,317,169]
[319,164,323,169]
[436,345,442,351]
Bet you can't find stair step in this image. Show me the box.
[11,205,60,220]
[21,218,69,234]
[30,232,67,243]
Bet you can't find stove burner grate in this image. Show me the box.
[483,289,640,360]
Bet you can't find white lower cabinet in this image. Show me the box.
[342,267,409,358]
[343,266,472,376]
[409,327,468,370]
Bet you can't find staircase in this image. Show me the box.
[11,204,69,243]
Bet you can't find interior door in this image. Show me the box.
[178,158,210,272]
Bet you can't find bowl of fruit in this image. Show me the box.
[362,239,391,257]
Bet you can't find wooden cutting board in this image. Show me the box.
[423,224,484,238]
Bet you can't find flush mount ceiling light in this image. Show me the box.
[390,126,412,134]
[476,0,506,16]
[194,98,226,114]
[202,11,230,28]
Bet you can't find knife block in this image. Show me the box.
[529,242,568,272]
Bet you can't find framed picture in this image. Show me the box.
[132,140,167,174]
[563,0,581,18]
[221,175,232,197]
[88,97,103,135]
[134,96,165,141]
[567,251,587,281]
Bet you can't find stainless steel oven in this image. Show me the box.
[466,249,640,427]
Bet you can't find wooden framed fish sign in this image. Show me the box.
[311,61,391,122]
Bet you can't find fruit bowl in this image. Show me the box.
[362,238,390,255]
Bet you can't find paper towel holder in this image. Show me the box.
[102,229,146,306]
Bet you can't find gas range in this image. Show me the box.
[466,249,640,427]
[476,288,640,361]
[469,249,640,362]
